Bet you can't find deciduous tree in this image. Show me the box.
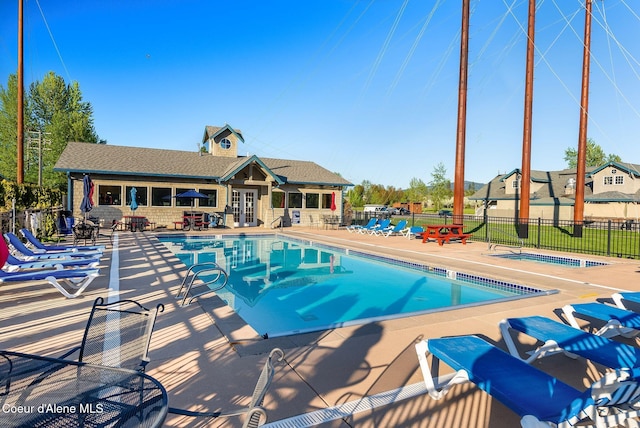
[564,138,621,169]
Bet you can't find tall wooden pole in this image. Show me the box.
[453,0,470,225]
[574,0,592,237]
[518,0,536,239]
[17,0,24,184]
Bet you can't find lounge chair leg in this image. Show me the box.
[415,340,469,400]
[45,275,97,299]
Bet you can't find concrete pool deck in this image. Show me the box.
[1,226,639,427]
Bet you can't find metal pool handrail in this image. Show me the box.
[175,262,229,306]
[487,227,523,252]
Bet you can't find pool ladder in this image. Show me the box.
[175,262,229,306]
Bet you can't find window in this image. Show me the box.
[175,188,192,207]
[288,192,302,209]
[615,175,624,185]
[151,187,172,206]
[322,194,333,209]
[199,189,217,207]
[305,193,319,209]
[220,138,231,149]
[272,191,285,208]
[98,185,121,206]
[125,186,147,206]
[604,176,613,185]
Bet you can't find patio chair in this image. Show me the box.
[20,228,105,252]
[168,348,285,428]
[416,334,640,427]
[346,218,376,233]
[72,219,100,246]
[499,315,640,369]
[374,219,408,237]
[4,232,102,260]
[561,302,640,339]
[60,297,165,371]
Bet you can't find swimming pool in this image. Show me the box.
[490,252,609,267]
[160,234,550,337]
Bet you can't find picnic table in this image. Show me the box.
[420,224,471,246]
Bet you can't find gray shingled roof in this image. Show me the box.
[469,165,640,204]
[54,142,352,186]
[470,168,593,202]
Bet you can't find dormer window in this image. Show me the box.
[220,138,231,149]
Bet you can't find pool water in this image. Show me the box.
[160,235,547,337]
[490,252,608,267]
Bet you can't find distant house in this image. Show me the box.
[54,124,351,229]
[469,162,640,221]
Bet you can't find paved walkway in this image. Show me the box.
[1,227,639,427]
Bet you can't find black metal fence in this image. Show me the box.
[351,210,640,259]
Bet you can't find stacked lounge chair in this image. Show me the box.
[1,232,102,298]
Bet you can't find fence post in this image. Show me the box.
[537,217,541,248]
[484,213,488,243]
[607,220,612,257]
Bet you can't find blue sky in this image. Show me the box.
[1,0,639,188]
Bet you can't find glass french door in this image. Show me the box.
[232,189,258,227]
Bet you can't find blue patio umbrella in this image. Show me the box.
[130,187,138,212]
[79,174,94,220]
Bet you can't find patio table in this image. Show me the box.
[0,350,167,428]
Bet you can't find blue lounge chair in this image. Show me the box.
[346,218,377,233]
[401,226,424,239]
[363,218,390,235]
[613,292,640,311]
[0,238,100,298]
[416,335,640,427]
[562,302,640,339]
[374,219,407,237]
[4,252,100,272]
[4,233,102,260]
[500,315,640,369]
[20,228,105,252]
